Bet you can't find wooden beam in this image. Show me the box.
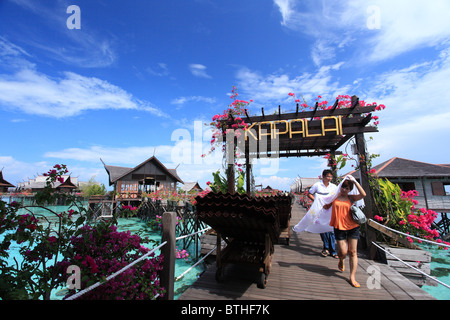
[310,102,319,121]
[245,104,377,123]
[351,95,359,109]
[332,98,339,111]
[245,143,251,195]
[244,109,252,125]
[367,220,418,249]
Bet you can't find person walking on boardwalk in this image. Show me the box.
[293,170,338,235]
[304,170,338,258]
[325,175,366,288]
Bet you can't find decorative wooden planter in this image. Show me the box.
[376,242,434,287]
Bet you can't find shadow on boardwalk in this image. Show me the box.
[179,203,435,300]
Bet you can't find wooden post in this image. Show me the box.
[227,164,235,194]
[225,123,235,194]
[245,143,251,195]
[160,211,176,300]
[355,133,377,258]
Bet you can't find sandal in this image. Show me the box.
[321,249,329,257]
[331,254,339,259]
[349,280,360,288]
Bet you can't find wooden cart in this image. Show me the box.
[195,192,291,289]
[214,228,275,289]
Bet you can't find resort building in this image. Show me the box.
[290,177,321,193]
[363,157,450,213]
[0,171,15,193]
[102,156,183,200]
[17,175,78,193]
[180,182,203,194]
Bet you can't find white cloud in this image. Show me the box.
[274,0,450,63]
[44,145,173,166]
[235,62,349,108]
[365,0,450,62]
[0,37,166,119]
[358,48,450,163]
[147,63,170,77]
[171,96,216,106]
[255,175,292,191]
[369,111,450,164]
[311,39,336,67]
[364,49,450,122]
[0,156,54,184]
[0,68,168,118]
[189,64,212,79]
[9,0,117,68]
[0,155,110,187]
[273,0,295,27]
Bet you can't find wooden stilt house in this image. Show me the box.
[0,171,15,193]
[365,157,450,213]
[102,156,183,201]
[350,157,450,239]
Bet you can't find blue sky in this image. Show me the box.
[1,0,450,191]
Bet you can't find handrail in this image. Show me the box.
[372,241,450,289]
[65,212,210,300]
[65,240,168,300]
[176,226,211,241]
[175,245,216,281]
[368,219,450,248]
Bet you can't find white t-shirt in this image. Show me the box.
[309,181,337,198]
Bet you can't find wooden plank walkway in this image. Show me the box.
[179,202,436,300]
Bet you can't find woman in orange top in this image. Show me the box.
[325,176,366,288]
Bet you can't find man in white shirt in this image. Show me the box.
[307,169,338,258]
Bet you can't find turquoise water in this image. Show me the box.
[419,243,450,300]
[114,217,205,300]
[0,202,204,300]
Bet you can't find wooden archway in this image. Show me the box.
[223,95,379,256]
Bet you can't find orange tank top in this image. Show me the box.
[329,198,359,230]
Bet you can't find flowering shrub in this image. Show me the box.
[56,221,165,300]
[189,189,210,205]
[205,86,251,160]
[287,93,385,126]
[148,214,181,231]
[0,164,169,300]
[202,86,254,194]
[0,164,87,300]
[176,247,190,261]
[119,204,139,218]
[324,153,352,177]
[369,171,449,249]
[142,189,200,206]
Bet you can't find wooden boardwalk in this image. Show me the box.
[179,202,436,300]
